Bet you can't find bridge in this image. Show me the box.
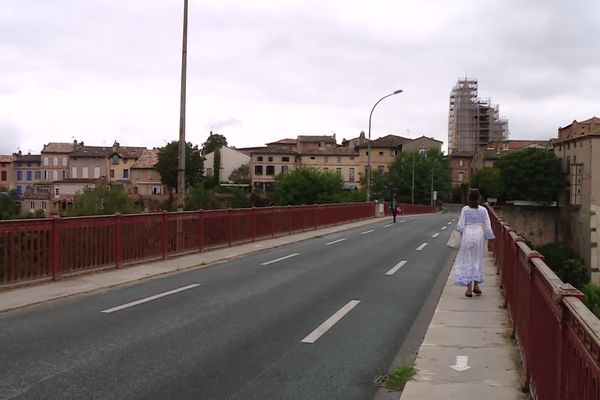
[0,203,598,399]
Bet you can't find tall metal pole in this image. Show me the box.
[177,0,188,212]
[366,89,403,202]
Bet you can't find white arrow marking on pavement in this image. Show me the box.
[101,284,200,313]
[301,300,360,343]
[260,253,300,265]
[450,355,471,372]
[361,229,374,235]
[441,226,447,230]
[326,238,347,246]
[384,224,393,228]
[416,243,428,251]
[386,260,407,275]
[432,233,439,238]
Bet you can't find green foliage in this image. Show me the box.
[0,188,19,220]
[202,132,228,155]
[65,185,137,216]
[470,167,503,199]
[368,149,451,204]
[213,147,221,186]
[185,185,219,210]
[495,148,564,202]
[536,242,589,289]
[384,361,417,391]
[225,188,252,209]
[155,141,204,190]
[229,164,250,184]
[269,167,347,205]
[582,283,600,319]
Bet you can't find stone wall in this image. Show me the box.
[491,205,563,247]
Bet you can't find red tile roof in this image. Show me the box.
[356,134,410,148]
[132,149,159,169]
[42,142,76,153]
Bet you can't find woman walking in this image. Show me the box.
[454,188,495,297]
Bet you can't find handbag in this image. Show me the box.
[446,230,461,249]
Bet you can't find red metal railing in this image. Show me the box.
[487,205,600,399]
[1,202,402,286]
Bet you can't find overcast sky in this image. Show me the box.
[1,0,599,155]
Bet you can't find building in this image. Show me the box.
[471,139,551,174]
[69,146,111,181]
[553,117,600,282]
[130,149,168,209]
[41,142,76,183]
[298,147,359,188]
[449,151,475,191]
[0,155,14,190]
[448,78,509,154]
[13,153,42,198]
[204,146,251,184]
[52,178,99,212]
[106,142,146,186]
[250,147,298,192]
[296,135,337,153]
[341,131,367,148]
[356,134,410,176]
[402,135,443,152]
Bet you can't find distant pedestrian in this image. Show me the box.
[453,188,495,297]
[391,195,399,223]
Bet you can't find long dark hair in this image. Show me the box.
[468,188,480,209]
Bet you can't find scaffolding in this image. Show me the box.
[448,78,509,154]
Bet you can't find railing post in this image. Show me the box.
[198,210,204,252]
[271,206,276,238]
[557,285,584,399]
[114,213,122,267]
[227,208,233,247]
[251,207,256,242]
[288,205,292,235]
[161,211,168,259]
[313,204,317,230]
[50,216,61,280]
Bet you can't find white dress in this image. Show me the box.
[453,205,495,286]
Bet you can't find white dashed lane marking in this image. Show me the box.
[361,230,375,235]
[386,260,407,276]
[326,238,347,246]
[301,300,361,344]
[260,253,300,265]
[416,243,428,251]
[432,233,439,238]
[441,226,447,230]
[101,284,200,313]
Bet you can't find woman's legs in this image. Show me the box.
[465,281,473,297]
[473,282,481,295]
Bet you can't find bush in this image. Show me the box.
[582,283,600,319]
[536,242,589,289]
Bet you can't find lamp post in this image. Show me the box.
[176,0,188,212]
[366,89,403,202]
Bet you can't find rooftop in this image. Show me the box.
[42,142,76,154]
[297,135,336,143]
[0,155,15,163]
[132,149,159,169]
[250,146,297,155]
[300,147,358,156]
[356,134,410,148]
[70,146,111,158]
[266,138,296,146]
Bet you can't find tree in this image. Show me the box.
[269,167,346,205]
[228,164,250,184]
[202,132,228,155]
[155,141,204,192]
[185,185,219,210]
[495,148,564,203]
[65,185,137,216]
[213,147,221,186]
[470,167,503,200]
[0,188,19,220]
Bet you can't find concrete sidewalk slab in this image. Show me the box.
[399,251,527,400]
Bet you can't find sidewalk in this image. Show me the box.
[400,251,528,399]
[0,216,394,314]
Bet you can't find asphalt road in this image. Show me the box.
[0,211,458,400]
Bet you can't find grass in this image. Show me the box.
[384,361,417,391]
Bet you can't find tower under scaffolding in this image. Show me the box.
[448,78,509,154]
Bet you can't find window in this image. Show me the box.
[268,156,273,162]
[378,151,384,156]
[123,169,129,179]
[44,170,47,180]
[43,157,49,166]
[27,162,31,167]
[34,171,41,180]
[350,156,355,160]
[206,167,213,176]
[30,201,35,210]
[282,157,290,162]
[135,170,140,179]
[41,201,46,210]
[62,157,67,167]
[365,151,369,156]
[310,156,316,160]
[459,160,464,167]
[390,149,397,156]
[72,167,77,178]
[62,170,67,179]
[53,157,58,166]
[17,171,22,181]
[336,167,342,174]
[149,170,154,180]
[26,171,32,181]
[336,156,341,163]
[1,171,6,181]
[55,187,60,196]
[112,155,120,165]
[254,165,263,175]
[82,167,89,178]
[257,156,263,161]
[94,167,100,178]
[324,157,329,163]
[16,185,22,194]
[123,159,128,164]
[282,165,288,173]
[266,165,275,175]
[458,172,464,182]
[323,167,329,171]
[110,169,115,178]
[349,168,355,182]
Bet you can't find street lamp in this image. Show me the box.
[366,89,403,202]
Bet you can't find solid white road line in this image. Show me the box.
[260,253,300,265]
[441,226,447,230]
[301,300,361,344]
[384,224,393,228]
[432,233,440,238]
[101,284,200,313]
[361,229,375,235]
[386,260,407,276]
[326,238,347,246]
[416,243,428,251]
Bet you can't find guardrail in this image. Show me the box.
[0,203,380,286]
[487,205,600,400]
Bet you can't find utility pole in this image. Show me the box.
[176,0,188,212]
